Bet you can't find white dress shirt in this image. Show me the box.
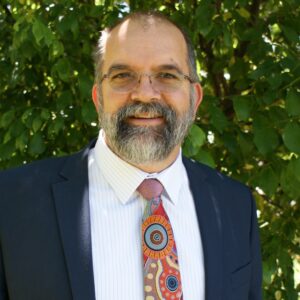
[88,130,205,299]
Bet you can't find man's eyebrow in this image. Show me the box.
[106,64,131,74]
[155,64,183,74]
[105,63,184,74]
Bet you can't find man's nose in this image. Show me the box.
[130,74,160,102]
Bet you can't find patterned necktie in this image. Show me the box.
[138,179,183,300]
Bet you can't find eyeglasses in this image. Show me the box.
[101,69,194,93]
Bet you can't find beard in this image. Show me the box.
[99,98,195,165]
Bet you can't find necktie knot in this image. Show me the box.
[137,179,163,200]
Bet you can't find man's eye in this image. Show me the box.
[156,72,180,80]
[111,72,134,80]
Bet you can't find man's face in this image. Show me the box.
[92,19,202,166]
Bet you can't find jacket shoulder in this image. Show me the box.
[0,155,69,186]
[0,140,94,186]
[183,156,249,192]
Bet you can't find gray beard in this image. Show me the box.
[99,100,194,165]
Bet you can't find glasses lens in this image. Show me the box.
[106,70,188,93]
[109,71,138,92]
[152,71,182,92]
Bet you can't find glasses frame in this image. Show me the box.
[100,70,195,93]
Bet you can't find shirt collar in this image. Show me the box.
[93,130,185,205]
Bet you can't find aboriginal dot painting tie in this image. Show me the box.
[138,179,183,300]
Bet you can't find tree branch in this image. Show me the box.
[198,34,223,97]
[234,0,261,59]
[215,0,221,14]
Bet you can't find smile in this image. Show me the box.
[126,115,164,126]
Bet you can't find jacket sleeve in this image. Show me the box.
[249,192,263,300]
[0,243,9,300]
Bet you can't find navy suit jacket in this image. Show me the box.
[0,141,262,300]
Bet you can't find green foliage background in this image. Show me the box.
[0,0,299,298]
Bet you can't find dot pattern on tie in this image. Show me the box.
[138,179,183,300]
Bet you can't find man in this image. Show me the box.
[0,11,262,300]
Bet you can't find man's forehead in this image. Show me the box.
[115,16,177,31]
[100,16,189,74]
[104,17,185,48]
[118,16,162,32]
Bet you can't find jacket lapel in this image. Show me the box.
[52,144,96,300]
[183,157,223,300]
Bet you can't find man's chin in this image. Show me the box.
[120,122,167,137]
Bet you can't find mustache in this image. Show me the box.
[115,101,177,123]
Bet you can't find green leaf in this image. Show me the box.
[280,161,300,199]
[263,260,277,285]
[195,2,215,37]
[285,89,300,116]
[3,131,12,144]
[224,0,235,8]
[281,25,299,43]
[194,149,216,168]
[78,75,93,98]
[253,127,279,155]
[50,40,64,59]
[232,96,253,121]
[15,132,29,151]
[268,106,288,127]
[32,18,54,46]
[28,133,46,156]
[248,59,274,80]
[48,118,64,135]
[237,7,251,19]
[222,131,238,155]
[0,110,15,128]
[21,109,35,129]
[9,120,25,137]
[267,73,283,90]
[41,109,51,121]
[253,115,280,155]
[188,124,206,149]
[57,91,73,110]
[182,138,197,157]
[229,58,248,81]
[57,14,79,36]
[278,250,293,275]
[19,40,35,60]
[53,58,72,82]
[32,116,43,132]
[81,102,97,124]
[237,132,254,157]
[289,157,300,181]
[0,140,15,160]
[209,106,229,133]
[282,122,300,153]
[183,125,206,157]
[223,27,232,49]
[12,23,29,48]
[254,167,279,196]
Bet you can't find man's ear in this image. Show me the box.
[92,84,99,111]
[192,82,203,114]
